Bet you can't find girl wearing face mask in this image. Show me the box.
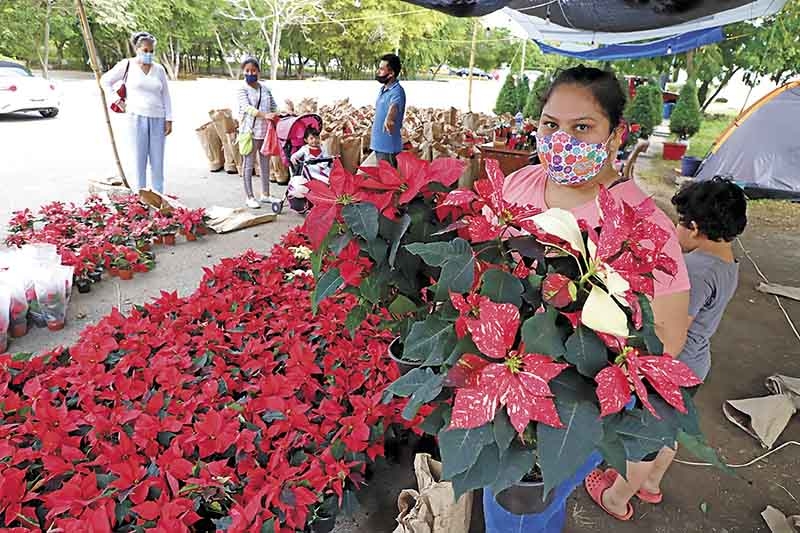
[101,32,172,193]
[236,58,280,209]
[503,66,691,522]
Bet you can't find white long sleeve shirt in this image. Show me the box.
[101,59,173,120]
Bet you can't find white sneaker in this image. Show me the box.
[259,195,282,205]
[246,198,261,209]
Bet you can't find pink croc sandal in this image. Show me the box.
[604,468,664,504]
[584,469,634,521]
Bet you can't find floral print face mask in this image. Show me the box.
[536,130,612,186]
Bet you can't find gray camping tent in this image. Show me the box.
[695,81,800,200]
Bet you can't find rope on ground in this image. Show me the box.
[736,236,800,343]
[675,441,800,468]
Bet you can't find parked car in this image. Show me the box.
[454,67,493,79]
[0,61,61,118]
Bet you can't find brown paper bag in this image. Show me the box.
[340,135,363,174]
[210,109,240,173]
[195,122,224,171]
[270,156,289,184]
[392,454,472,533]
[225,132,243,173]
[322,133,342,157]
[458,157,479,190]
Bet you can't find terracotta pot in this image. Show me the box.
[197,225,208,236]
[153,235,164,245]
[10,322,28,338]
[109,267,119,277]
[184,232,198,242]
[47,320,65,332]
[118,269,133,281]
[139,243,152,252]
[163,234,176,246]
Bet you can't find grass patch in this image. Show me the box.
[686,114,735,158]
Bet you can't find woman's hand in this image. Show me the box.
[165,121,173,136]
[261,112,278,121]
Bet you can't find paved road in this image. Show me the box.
[0,73,501,227]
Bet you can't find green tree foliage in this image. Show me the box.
[494,74,518,115]
[625,84,660,139]
[523,72,550,120]
[669,79,702,139]
[515,74,529,115]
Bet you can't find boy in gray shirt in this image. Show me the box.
[672,177,748,381]
[631,177,747,506]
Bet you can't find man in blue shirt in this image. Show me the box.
[371,53,406,168]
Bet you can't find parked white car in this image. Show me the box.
[0,61,61,118]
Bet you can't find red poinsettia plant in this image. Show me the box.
[0,229,407,532]
[312,154,720,500]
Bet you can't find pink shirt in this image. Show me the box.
[504,165,690,298]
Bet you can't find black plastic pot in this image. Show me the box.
[310,516,336,533]
[495,480,553,515]
[76,279,92,294]
[387,337,422,375]
[88,270,102,283]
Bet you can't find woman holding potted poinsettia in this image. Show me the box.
[503,65,692,522]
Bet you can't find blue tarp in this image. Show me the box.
[535,27,726,61]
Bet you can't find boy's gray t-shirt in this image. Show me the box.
[678,251,739,380]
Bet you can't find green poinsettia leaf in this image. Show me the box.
[490,443,537,496]
[342,202,379,242]
[537,399,603,497]
[403,316,457,363]
[493,408,517,458]
[388,294,418,316]
[311,268,343,313]
[598,416,628,478]
[613,406,677,462]
[386,368,435,398]
[638,294,664,355]
[345,306,367,338]
[405,241,453,267]
[521,306,567,358]
[451,443,501,500]
[439,424,495,479]
[564,326,610,377]
[434,239,475,300]
[419,403,451,435]
[481,269,524,307]
[402,372,444,421]
[389,214,412,268]
[677,430,734,476]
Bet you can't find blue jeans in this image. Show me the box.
[132,114,166,193]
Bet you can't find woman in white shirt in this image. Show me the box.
[236,58,280,209]
[101,32,172,193]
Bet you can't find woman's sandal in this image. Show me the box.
[584,469,634,521]
[604,468,664,504]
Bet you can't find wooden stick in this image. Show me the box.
[467,20,479,113]
[74,0,130,189]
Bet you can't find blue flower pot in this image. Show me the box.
[681,156,702,177]
[484,451,602,533]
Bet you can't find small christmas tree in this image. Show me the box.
[670,80,702,140]
[515,74,530,115]
[524,73,551,120]
[647,82,663,125]
[494,74,519,115]
[625,83,660,140]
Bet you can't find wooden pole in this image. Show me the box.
[467,20,479,113]
[74,0,130,189]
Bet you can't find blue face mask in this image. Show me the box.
[245,74,258,84]
[138,51,154,65]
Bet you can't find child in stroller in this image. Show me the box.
[270,118,335,214]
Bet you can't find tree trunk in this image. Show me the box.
[42,0,52,78]
[206,47,212,75]
[697,79,711,109]
[685,50,695,79]
[701,67,741,112]
[56,41,65,66]
[74,0,129,188]
[467,20,479,112]
[214,31,236,79]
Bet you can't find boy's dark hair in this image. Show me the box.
[542,65,627,133]
[671,176,747,242]
[304,126,320,140]
[380,53,402,77]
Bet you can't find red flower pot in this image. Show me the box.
[153,236,164,245]
[118,269,133,281]
[184,232,197,242]
[662,141,688,161]
[163,234,176,246]
[47,320,65,332]
[109,267,119,277]
[139,243,152,252]
[197,226,208,236]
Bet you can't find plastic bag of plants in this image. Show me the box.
[0,289,9,352]
[33,265,72,332]
[0,271,29,338]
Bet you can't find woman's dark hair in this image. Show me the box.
[542,65,627,133]
[304,126,320,140]
[671,176,747,242]
[380,53,402,76]
[131,32,156,48]
[241,57,260,71]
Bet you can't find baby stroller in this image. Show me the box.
[270,114,334,214]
